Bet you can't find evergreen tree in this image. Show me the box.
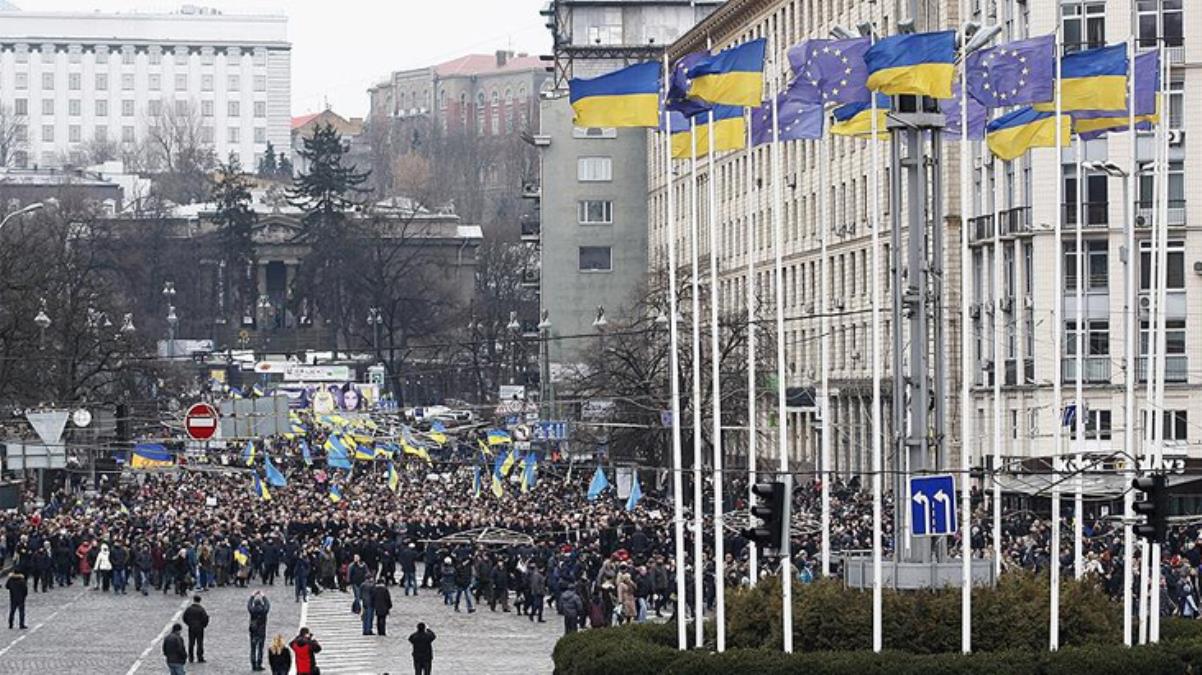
[277,152,293,179]
[258,141,278,177]
[287,123,369,242]
[211,156,258,321]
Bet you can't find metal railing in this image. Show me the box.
[1061,356,1111,384]
[1137,355,1188,383]
[1136,200,1187,227]
[968,214,994,243]
[1063,202,1109,228]
[999,206,1032,236]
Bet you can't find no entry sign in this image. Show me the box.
[184,402,220,441]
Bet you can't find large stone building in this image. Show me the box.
[0,4,290,171]
[534,0,721,365]
[646,0,1198,480]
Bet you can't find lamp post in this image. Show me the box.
[0,202,44,231]
[162,281,177,361]
[367,306,383,355]
[506,310,521,385]
[34,299,50,350]
[538,309,552,420]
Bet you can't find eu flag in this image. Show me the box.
[687,38,766,107]
[865,31,956,98]
[941,83,987,141]
[751,87,824,147]
[666,52,711,117]
[787,37,871,105]
[966,35,1056,108]
[570,61,661,128]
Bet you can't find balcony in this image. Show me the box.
[520,212,540,241]
[520,267,540,288]
[998,207,1032,237]
[1061,356,1112,384]
[521,182,541,200]
[1063,202,1109,228]
[1137,355,1188,383]
[968,214,994,244]
[1136,200,1187,228]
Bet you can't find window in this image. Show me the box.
[1070,409,1112,440]
[66,72,80,91]
[122,49,135,65]
[68,49,81,65]
[41,72,54,90]
[122,125,134,143]
[1139,239,1185,290]
[1064,240,1108,291]
[201,50,214,66]
[228,101,240,117]
[41,125,53,142]
[572,127,618,139]
[253,49,267,67]
[254,75,266,92]
[586,8,624,45]
[147,99,161,117]
[1062,2,1106,52]
[1168,71,1184,130]
[15,125,26,142]
[94,125,107,141]
[68,125,80,143]
[13,99,26,116]
[95,100,108,117]
[95,48,108,65]
[228,74,240,91]
[578,200,614,224]
[121,74,134,91]
[254,127,266,143]
[1138,0,1184,48]
[228,127,240,143]
[1065,320,1110,356]
[174,100,188,116]
[579,246,612,272]
[95,73,108,91]
[577,156,612,182]
[202,74,213,91]
[1138,160,1184,207]
[202,100,214,117]
[149,74,161,91]
[14,72,26,91]
[68,99,80,117]
[201,126,213,143]
[148,49,161,66]
[40,47,53,64]
[175,74,187,91]
[121,100,134,117]
[41,99,54,116]
[254,101,266,118]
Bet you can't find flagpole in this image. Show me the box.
[1073,133,1085,580]
[869,60,883,658]
[1050,21,1063,653]
[1150,39,1169,644]
[689,114,704,649]
[819,127,832,580]
[770,64,793,656]
[663,55,688,653]
[958,7,974,654]
[990,139,1003,592]
[1121,28,1136,651]
[745,108,759,587]
[707,106,726,653]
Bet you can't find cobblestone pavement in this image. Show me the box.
[0,566,564,674]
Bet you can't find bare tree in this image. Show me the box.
[141,101,217,204]
[0,103,28,167]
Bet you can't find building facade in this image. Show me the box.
[536,0,721,364]
[0,5,290,171]
[646,0,1199,478]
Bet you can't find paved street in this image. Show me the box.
[0,566,562,674]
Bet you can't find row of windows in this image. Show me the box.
[8,44,268,66]
[31,124,268,144]
[11,72,267,93]
[13,97,268,119]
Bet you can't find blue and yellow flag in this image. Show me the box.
[427,421,448,446]
[129,443,174,470]
[353,443,376,461]
[491,472,504,499]
[264,454,287,487]
[328,484,343,503]
[242,440,256,467]
[987,106,1070,161]
[1072,50,1159,139]
[251,472,271,501]
[521,453,538,494]
[569,61,660,128]
[1037,44,1127,113]
[830,94,891,140]
[864,31,956,98]
[487,429,511,446]
[670,105,746,159]
[500,448,518,477]
[686,38,766,107]
[477,439,493,459]
[233,545,250,566]
[324,436,353,470]
[387,462,400,493]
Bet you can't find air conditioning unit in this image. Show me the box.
[969,304,981,319]
[999,297,1013,312]
[1139,295,1152,310]
[1024,295,1034,309]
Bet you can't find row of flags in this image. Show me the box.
[568,29,1162,163]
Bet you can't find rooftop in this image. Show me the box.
[433,52,544,78]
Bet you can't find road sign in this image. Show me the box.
[909,474,957,537]
[184,402,220,441]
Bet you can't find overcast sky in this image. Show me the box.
[21,0,553,118]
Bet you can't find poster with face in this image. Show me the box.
[342,384,361,411]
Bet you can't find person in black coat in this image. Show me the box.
[371,582,393,636]
[182,594,209,663]
[408,622,436,675]
[6,570,28,629]
[399,543,419,595]
[163,623,187,675]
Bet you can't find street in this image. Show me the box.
[0,565,561,674]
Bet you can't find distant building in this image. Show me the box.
[0,4,290,171]
[289,109,366,176]
[0,165,123,211]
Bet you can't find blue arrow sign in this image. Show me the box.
[909,474,957,537]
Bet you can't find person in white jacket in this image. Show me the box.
[94,544,113,592]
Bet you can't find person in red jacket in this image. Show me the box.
[289,627,322,675]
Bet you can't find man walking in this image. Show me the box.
[182,594,209,663]
[248,590,271,671]
[163,623,187,675]
[360,577,376,635]
[371,579,393,636]
[408,622,436,675]
[558,586,583,636]
[399,543,418,596]
[527,564,546,623]
[6,568,28,629]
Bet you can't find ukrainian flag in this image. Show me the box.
[487,429,511,446]
[521,453,538,494]
[387,463,400,493]
[987,106,1070,161]
[353,444,376,461]
[686,38,766,107]
[491,471,504,499]
[1037,44,1127,113]
[830,95,891,140]
[569,61,661,128]
[477,439,493,458]
[329,485,343,503]
[129,443,174,470]
[242,440,256,467]
[233,546,250,566]
[670,105,746,159]
[251,472,271,501]
[427,421,448,446]
[864,31,956,99]
[500,448,517,477]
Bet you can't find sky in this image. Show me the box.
[19,0,553,118]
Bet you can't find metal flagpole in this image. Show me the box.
[869,54,883,656]
[745,109,759,587]
[1073,136,1085,580]
[990,147,1003,586]
[770,65,793,655]
[707,106,726,653]
[958,8,974,653]
[1050,22,1063,653]
[1150,39,1169,644]
[1121,32,1136,650]
[662,54,688,652]
[819,126,832,580]
[689,114,704,648]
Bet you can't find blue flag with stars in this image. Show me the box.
[787,37,871,105]
[966,34,1055,108]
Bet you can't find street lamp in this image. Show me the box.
[592,305,608,331]
[538,309,552,419]
[0,202,44,231]
[166,305,178,360]
[34,299,50,349]
[506,310,522,385]
[367,306,383,354]
[120,313,136,336]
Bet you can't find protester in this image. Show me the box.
[267,634,291,675]
[248,590,271,671]
[162,623,187,675]
[6,569,28,630]
[289,627,322,675]
[408,622,436,675]
[372,579,393,636]
[182,594,209,664]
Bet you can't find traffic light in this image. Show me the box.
[1132,473,1169,543]
[745,480,788,552]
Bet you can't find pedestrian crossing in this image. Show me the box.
[299,591,387,675]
